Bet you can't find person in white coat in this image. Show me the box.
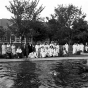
[6,43,12,58]
[48,46,54,57]
[64,43,69,53]
[1,43,6,55]
[11,44,16,58]
[28,51,37,58]
[76,43,80,52]
[40,47,46,58]
[56,44,60,54]
[73,43,77,54]
[35,43,40,57]
[80,43,84,52]
[85,43,88,52]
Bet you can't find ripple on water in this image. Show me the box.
[0,60,87,88]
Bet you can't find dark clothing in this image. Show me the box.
[17,53,22,58]
[21,44,29,58]
[6,52,12,59]
[28,44,33,53]
[6,46,12,59]
[29,45,32,53]
[21,43,34,58]
[21,45,26,57]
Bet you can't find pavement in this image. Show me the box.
[29,55,88,61]
[0,55,87,62]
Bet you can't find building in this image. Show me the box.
[0,19,30,44]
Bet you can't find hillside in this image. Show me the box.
[0,19,11,29]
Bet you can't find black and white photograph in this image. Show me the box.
[0,0,88,88]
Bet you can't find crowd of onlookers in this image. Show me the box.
[1,42,88,59]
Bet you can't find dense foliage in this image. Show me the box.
[6,0,45,43]
[46,5,88,44]
[4,1,88,44]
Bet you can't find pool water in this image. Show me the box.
[0,59,88,88]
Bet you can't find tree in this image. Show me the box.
[0,26,5,38]
[31,21,48,42]
[6,0,26,43]
[47,4,86,44]
[22,0,45,43]
[72,16,88,44]
[6,0,45,43]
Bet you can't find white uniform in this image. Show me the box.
[65,43,69,53]
[77,44,80,52]
[28,52,34,58]
[73,44,77,54]
[80,44,84,52]
[2,44,6,55]
[11,45,16,55]
[48,48,54,57]
[40,47,46,58]
[35,44,40,57]
[16,48,22,53]
[35,45,40,52]
[85,45,88,52]
[53,48,58,56]
[56,45,60,53]
[28,52,37,58]
[45,47,49,57]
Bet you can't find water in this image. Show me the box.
[0,59,88,88]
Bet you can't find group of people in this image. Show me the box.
[1,43,34,58]
[1,42,88,59]
[28,43,69,58]
[28,42,88,58]
[72,43,88,54]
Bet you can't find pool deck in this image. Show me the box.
[0,55,88,62]
[30,55,88,61]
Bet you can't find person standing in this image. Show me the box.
[22,44,26,58]
[1,43,6,57]
[25,43,29,58]
[35,43,40,57]
[11,43,16,58]
[55,43,60,56]
[64,43,69,53]
[29,43,33,53]
[80,43,84,53]
[6,43,12,59]
[73,43,77,54]
[85,43,88,52]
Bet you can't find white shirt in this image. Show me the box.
[11,45,16,54]
[16,48,22,53]
[65,44,69,52]
[35,45,40,52]
[2,44,6,54]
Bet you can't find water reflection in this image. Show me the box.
[0,60,87,88]
[14,61,40,88]
[0,61,40,88]
[51,60,88,88]
[35,61,56,88]
[0,63,15,88]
